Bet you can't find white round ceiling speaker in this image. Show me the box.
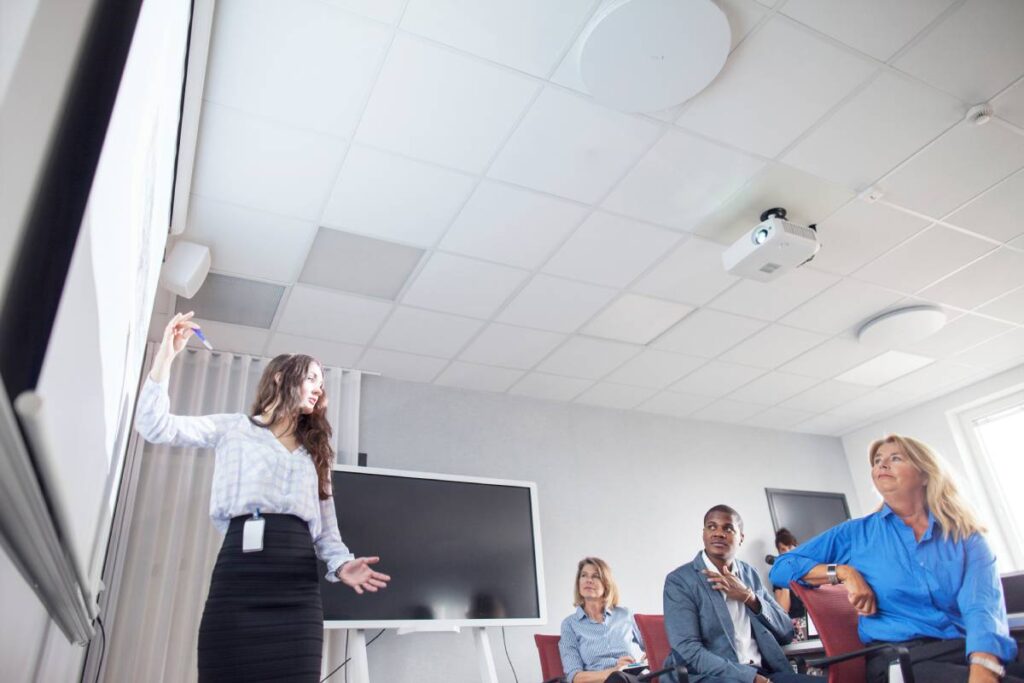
[578,0,730,113]
[857,305,947,349]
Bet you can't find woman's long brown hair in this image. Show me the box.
[250,354,334,500]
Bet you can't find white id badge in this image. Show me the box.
[242,517,265,552]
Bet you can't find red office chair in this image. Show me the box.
[535,634,566,682]
[790,582,914,683]
[634,614,672,683]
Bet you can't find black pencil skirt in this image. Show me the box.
[198,514,324,682]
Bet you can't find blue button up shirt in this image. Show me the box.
[559,606,645,682]
[769,505,1017,663]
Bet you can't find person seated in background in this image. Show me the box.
[770,434,1023,683]
[663,505,819,683]
[771,528,806,626]
[559,557,646,683]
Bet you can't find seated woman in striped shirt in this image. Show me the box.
[560,557,646,683]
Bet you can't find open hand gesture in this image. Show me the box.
[337,556,391,595]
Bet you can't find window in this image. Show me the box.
[956,389,1024,571]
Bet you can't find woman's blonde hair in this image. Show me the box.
[868,434,984,542]
[572,557,620,609]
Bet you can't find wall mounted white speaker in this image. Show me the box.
[159,240,210,298]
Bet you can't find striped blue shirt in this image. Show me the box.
[135,378,354,581]
[770,504,1017,663]
[559,605,645,682]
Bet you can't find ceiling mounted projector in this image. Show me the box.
[578,0,730,113]
[722,208,820,282]
[857,306,947,348]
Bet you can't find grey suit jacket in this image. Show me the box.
[662,552,794,683]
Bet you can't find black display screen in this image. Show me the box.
[319,469,541,624]
[765,488,852,545]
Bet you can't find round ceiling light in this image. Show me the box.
[857,305,947,349]
[578,0,730,113]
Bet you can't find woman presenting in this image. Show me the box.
[770,434,1021,683]
[136,312,390,681]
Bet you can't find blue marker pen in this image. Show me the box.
[193,327,214,350]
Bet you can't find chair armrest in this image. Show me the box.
[807,644,914,683]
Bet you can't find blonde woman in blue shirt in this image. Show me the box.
[560,557,646,683]
[770,434,1021,683]
[136,312,390,682]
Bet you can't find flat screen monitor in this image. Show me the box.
[765,488,851,547]
[320,466,546,628]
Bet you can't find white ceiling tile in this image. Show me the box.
[779,337,883,379]
[601,128,765,230]
[401,252,529,319]
[400,0,595,77]
[299,228,424,300]
[204,0,391,137]
[508,372,594,402]
[780,279,904,335]
[728,371,821,405]
[359,348,447,383]
[715,0,769,51]
[185,195,317,283]
[880,359,982,397]
[781,0,956,62]
[321,144,476,247]
[829,387,917,422]
[277,286,392,344]
[693,164,855,244]
[574,382,658,410]
[952,328,1024,369]
[434,361,524,393]
[782,72,963,191]
[459,323,566,370]
[792,413,857,436]
[718,324,831,369]
[690,398,766,423]
[946,170,1024,244]
[919,248,1024,310]
[632,236,740,305]
[488,87,664,203]
[321,0,405,24]
[976,286,1024,325]
[535,336,640,380]
[994,78,1024,129]
[265,333,364,368]
[675,18,876,157]
[582,294,694,345]
[652,308,767,357]
[779,379,872,413]
[191,103,345,221]
[708,267,841,321]
[372,306,484,358]
[893,0,1024,103]
[878,121,1024,218]
[543,212,681,287]
[355,34,540,172]
[496,274,618,333]
[439,181,588,269]
[853,225,996,293]
[602,349,706,390]
[809,199,931,275]
[900,313,1014,358]
[834,350,935,385]
[636,391,715,418]
[670,360,765,397]
[187,319,269,356]
[743,406,819,430]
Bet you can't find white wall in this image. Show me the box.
[355,377,861,683]
[840,363,1024,569]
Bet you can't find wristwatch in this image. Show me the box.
[970,655,1006,679]
[826,564,839,585]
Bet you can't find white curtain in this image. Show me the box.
[89,347,361,682]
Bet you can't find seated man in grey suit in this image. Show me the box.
[663,505,819,683]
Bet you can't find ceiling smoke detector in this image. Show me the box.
[578,0,730,113]
[857,305,947,349]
